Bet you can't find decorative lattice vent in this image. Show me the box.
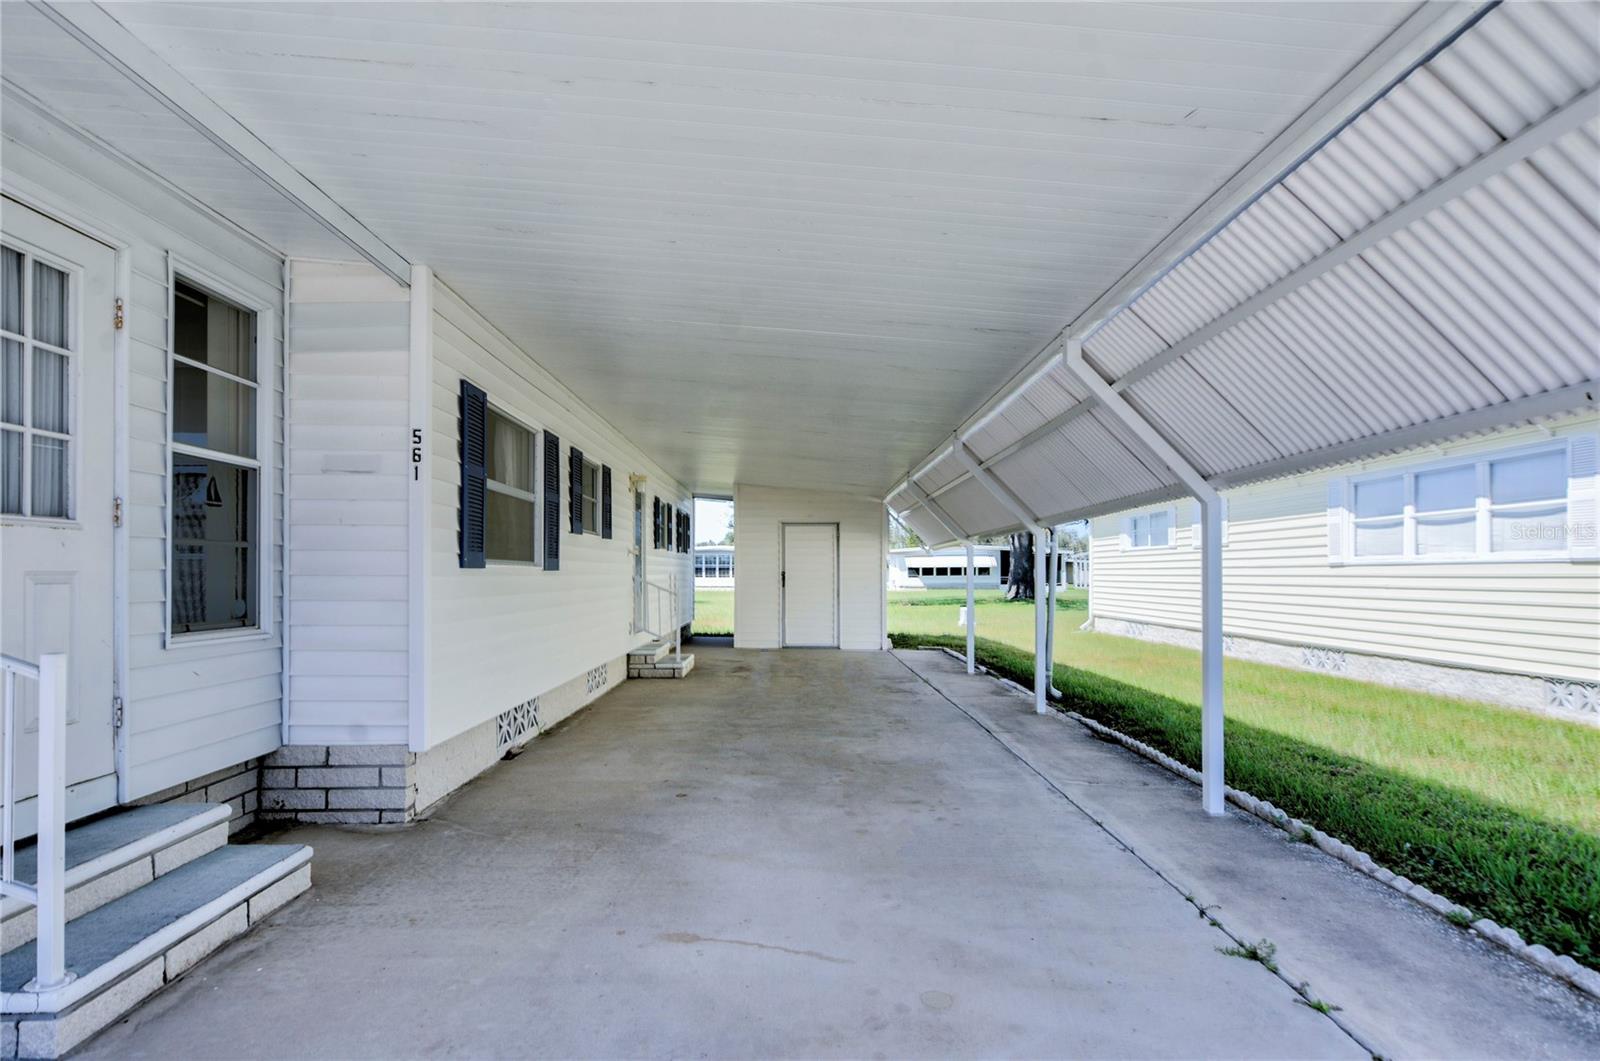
[1301,647,1348,674]
[586,663,610,695]
[1545,679,1599,716]
[497,698,539,751]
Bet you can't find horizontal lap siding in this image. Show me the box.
[1089,418,1600,682]
[428,282,690,749]
[3,111,287,798]
[285,261,411,745]
[733,484,885,651]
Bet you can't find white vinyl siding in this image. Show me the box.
[428,280,689,749]
[284,259,411,747]
[3,106,287,797]
[1089,417,1600,684]
[733,485,884,651]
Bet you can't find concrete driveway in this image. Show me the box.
[77,647,1448,1057]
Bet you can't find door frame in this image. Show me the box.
[3,184,134,805]
[780,521,840,648]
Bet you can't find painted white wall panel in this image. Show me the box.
[1088,417,1600,682]
[734,485,885,651]
[284,259,412,746]
[427,281,690,750]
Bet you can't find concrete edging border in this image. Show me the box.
[927,645,1600,1001]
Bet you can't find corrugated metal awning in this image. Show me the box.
[890,1,1599,544]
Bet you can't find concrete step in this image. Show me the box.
[1,843,312,1059]
[1,804,231,953]
[628,641,672,666]
[629,653,695,679]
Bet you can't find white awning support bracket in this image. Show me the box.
[906,481,969,546]
[1063,339,1226,816]
[951,439,1041,531]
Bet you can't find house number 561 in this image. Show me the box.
[412,428,423,481]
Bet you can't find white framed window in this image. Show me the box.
[1,241,76,519]
[1331,440,1589,563]
[1123,506,1176,550]
[581,457,601,536]
[486,405,538,564]
[168,270,270,638]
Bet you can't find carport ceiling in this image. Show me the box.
[10,2,1437,494]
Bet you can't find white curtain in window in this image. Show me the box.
[32,261,68,349]
[31,435,67,517]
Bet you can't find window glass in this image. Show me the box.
[1415,465,1475,513]
[171,279,258,633]
[1,339,21,424]
[174,280,253,378]
[1353,519,1403,556]
[1415,513,1475,554]
[1491,505,1566,553]
[1354,476,1403,518]
[1149,510,1171,547]
[582,461,600,534]
[487,410,534,492]
[486,490,536,562]
[0,429,19,514]
[1491,451,1565,506]
[1,247,21,334]
[173,361,255,457]
[170,457,256,633]
[1131,515,1148,548]
[32,261,69,350]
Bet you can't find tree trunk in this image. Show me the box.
[1005,531,1035,601]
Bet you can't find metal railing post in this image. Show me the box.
[3,666,16,890]
[30,652,74,991]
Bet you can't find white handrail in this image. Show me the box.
[1,651,74,991]
[641,575,683,664]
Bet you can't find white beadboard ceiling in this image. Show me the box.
[2,1,1431,495]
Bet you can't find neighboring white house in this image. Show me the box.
[1087,416,1600,723]
[693,544,735,589]
[888,545,1088,590]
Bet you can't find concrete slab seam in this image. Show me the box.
[892,651,1386,1057]
[1059,708,1600,1001]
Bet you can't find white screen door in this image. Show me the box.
[1,199,119,833]
[782,523,838,647]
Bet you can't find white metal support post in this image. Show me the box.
[1064,340,1226,815]
[1032,530,1048,714]
[964,543,976,674]
[31,653,73,991]
[950,439,1052,712]
[1045,533,1061,698]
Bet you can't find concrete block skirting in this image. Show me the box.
[131,758,265,835]
[261,654,628,824]
[1089,617,1598,725]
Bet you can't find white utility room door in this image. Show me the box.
[1,199,119,834]
[781,523,839,648]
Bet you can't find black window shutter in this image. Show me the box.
[652,497,661,548]
[601,465,613,539]
[542,430,560,571]
[570,446,585,534]
[458,379,488,569]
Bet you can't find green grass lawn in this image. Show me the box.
[692,589,734,635]
[883,589,1600,966]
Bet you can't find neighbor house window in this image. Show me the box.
[1125,507,1174,549]
[486,407,537,563]
[581,458,600,535]
[170,278,259,634]
[1,244,73,518]
[1338,443,1577,561]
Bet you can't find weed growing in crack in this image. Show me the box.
[1218,938,1279,973]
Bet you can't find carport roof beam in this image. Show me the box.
[951,439,1044,532]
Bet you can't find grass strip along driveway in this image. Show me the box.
[882,591,1600,970]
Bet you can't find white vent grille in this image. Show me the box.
[496,698,540,751]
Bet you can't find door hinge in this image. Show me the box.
[112,495,123,527]
[113,297,125,331]
[112,696,125,729]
